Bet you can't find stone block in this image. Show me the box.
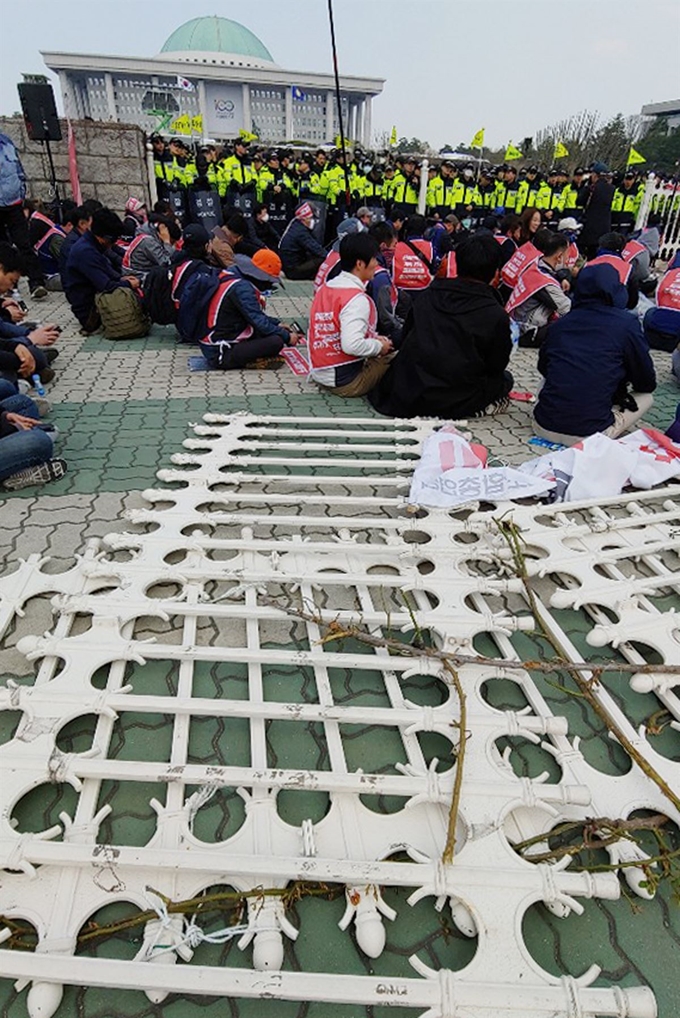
[119,131,143,159]
[77,154,111,184]
[107,157,140,185]
[20,153,47,180]
[98,183,129,210]
[87,131,122,157]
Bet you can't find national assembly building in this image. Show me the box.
[41,14,384,147]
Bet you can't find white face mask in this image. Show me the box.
[261,212,269,222]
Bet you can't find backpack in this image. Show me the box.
[175,268,225,344]
[95,287,150,339]
[142,265,176,326]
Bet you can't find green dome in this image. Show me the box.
[160,16,274,63]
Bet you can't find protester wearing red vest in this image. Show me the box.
[587,232,638,309]
[308,232,392,397]
[643,251,680,354]
[506,230,571,347]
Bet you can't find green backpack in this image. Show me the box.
[95,287,150,339]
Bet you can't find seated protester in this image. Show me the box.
[0,381,65,490]
[314,217,364,292]
[588,231,638,310]
[121,197,148,243]
[392,214,435,289]
[58,206,92,278]
[427,214,461,259]
[210,214,251,268]
[496,213,522,267]
[533,262,655,446]
[196,251,303,369]
[369,235,512,420]
[643,250,680,353]
[621,218,661,287]
[25,199,66,289]
[367,220,402,345]
[122,215,181,281]
[142,224,216,330]
[62,208,141,333]
[279,202,326,280]
[506,229,571,347]
[250,203,281,251]
[308,232,393,398]
[0,243,60,382]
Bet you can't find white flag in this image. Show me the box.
[176,75,195,92]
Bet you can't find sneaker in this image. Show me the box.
[39,367,55,384]
[472,396,510,418]
[17,379,30,394]
[32,397,52,417]
[2,458,67,491]
[30,286,48,300]
[43,348,60,364]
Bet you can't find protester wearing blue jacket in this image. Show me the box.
[62,209,139,331]
[534,263,656,445]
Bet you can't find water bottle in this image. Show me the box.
[509,320,520,352]
[31,373,46,397]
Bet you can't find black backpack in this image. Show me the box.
[141,265,177,326]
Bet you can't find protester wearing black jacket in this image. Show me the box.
[579,164,615,259]
[369,235,512,419]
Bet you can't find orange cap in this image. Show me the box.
[252,249,282,278]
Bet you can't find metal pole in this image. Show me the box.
[327,0,352,212]
[43,138,62,222]
[417,157,429,215]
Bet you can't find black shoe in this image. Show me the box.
[30,285,48,300]
[43,347,60,364]
[39,367,55,384]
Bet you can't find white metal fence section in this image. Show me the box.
[0,413,674,1018]
[635,174,680,262]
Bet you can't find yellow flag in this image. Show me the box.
[170,114,191,135]
[239,128,258,143]
[191,114,203,135]
[627,146,646,166]
[335,134,343,148]
[390,125,398,146]
[470,128,485,149]
[505,143,524,161]
[554,141,569,159]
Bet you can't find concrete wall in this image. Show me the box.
[0,116,152,214]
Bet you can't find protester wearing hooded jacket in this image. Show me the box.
[533,263,655,445]
[369,235,512,419]
[122,219,179,281]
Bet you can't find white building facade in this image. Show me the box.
[42,15,384,147]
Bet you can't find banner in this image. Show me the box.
[470,127,485,149]
[291,86,306,101]
[205,82,244,136]
[176,76,195,92]
[191,115,203,135]
[67,120,82,205]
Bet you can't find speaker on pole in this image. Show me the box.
[17,82,62,142]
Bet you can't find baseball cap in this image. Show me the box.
[182,223,211,246]
[125,196,146,214]
[252,248,282,278]
[234,252,282,286]
[557,217,582,232]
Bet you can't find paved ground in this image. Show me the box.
[1,283,679,1018]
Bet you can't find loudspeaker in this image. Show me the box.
[17,82,62,142]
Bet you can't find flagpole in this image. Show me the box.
[327,0,351,211]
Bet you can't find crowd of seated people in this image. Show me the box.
[3,148,679,491]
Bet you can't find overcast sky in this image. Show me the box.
[1,0,679,148]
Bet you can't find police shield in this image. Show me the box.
[167,187,187,225]
[188,190,223,232]
[267,194,292,234]
[231,193,256,217]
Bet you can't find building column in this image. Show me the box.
[242,83,252,135]
[325,89,335,142]
[285,85,293,141]
[354,104,364,148]
[104,72,117,122]
[363,97,372,148]
[197,80,208,138]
